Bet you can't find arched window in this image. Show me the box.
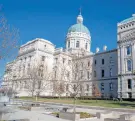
[127,60,132,71]
[85,43,88,49]
[76,41,79,48]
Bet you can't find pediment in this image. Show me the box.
[121,30,135,41]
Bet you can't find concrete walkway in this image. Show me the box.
[3,109,70,121]
[13,99,135,113]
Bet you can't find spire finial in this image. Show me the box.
[79,6,82,15]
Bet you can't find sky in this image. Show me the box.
[0,0,135,79]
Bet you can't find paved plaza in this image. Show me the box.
[2,107,103,121]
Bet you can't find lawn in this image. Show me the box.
[19,97,135,109]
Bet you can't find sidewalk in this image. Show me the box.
[12,99,135,113]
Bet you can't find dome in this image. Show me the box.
[120,14,135,24]
[68,23,90,35]
[67,14,90,35]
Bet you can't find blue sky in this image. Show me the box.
[0,0,135,77]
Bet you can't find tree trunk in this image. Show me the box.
[73,96,76,121]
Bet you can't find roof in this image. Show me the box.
[68,23,90,35]
[120,15,135,24]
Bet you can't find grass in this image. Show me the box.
[19,97,135,109]
[51,112,94,119]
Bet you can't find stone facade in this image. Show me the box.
[2,13,135,99]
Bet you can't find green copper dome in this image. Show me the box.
[68,23,90,35]
[120,15,135,24]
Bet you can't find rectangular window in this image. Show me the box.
[95,60,97,65]
[88,61,90,67]
[76,41,79,48]
[42,56,45,61]
[73,85,76,91]
[86,84,89,91]
[102,70,104,77]
[94,71,96,77]
[128,92,132,99]
[101,83,104,91]
[85,43,88,49]
[63,58,66,64]
[110,68,112,77]
[55,58,58,64]
[81,71,83,79]
[127,60,132,71]
[126,46,131,55]
[68,60,71,65]
[109,82,113,91]
[128,79,132,89]
[87,71,90,79]
[102,59,104,65]
[68,41,70,48]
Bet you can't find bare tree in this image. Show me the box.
[63,52,91,119]
[52,62,67,98]
[0,5,19,61]
[26,60,52,100]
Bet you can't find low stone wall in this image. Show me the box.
[96,112,120,120]
[5,119,30,121]
[59,112,80,121]
[104,114,135,121]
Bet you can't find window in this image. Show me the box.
[127,60,132,71]
[128,79,132,89]
[68,41,70,48]
[110,57,114,63]
[55,58,58,64]
[101,93,104,98]
[128,92,132,99]
[94,71,96,77]
[109,82,113,91]
[67,71,70,77]
[102,59,104,65]
[95,60,97,65]
[75,73,77,80]
[88,61,90,67]
[86,84,89,91]
[110,68,112,77]
[126,46,131,55]
[54,71,57,78]
[81,62,83,68]
[66,84,69,91]
[63,58,66,64]
[68,60,71,65]
[80,85,83,91]
[29,56,31,61]
[76,41,79,48]
[73,85,76,91]
[44,45,46,48]
[101,83,104,91]
[81,71,83,79]
[42,56,45,61]
[85,43,88,49]
[101,69,105,77]
[87,71,90,79]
